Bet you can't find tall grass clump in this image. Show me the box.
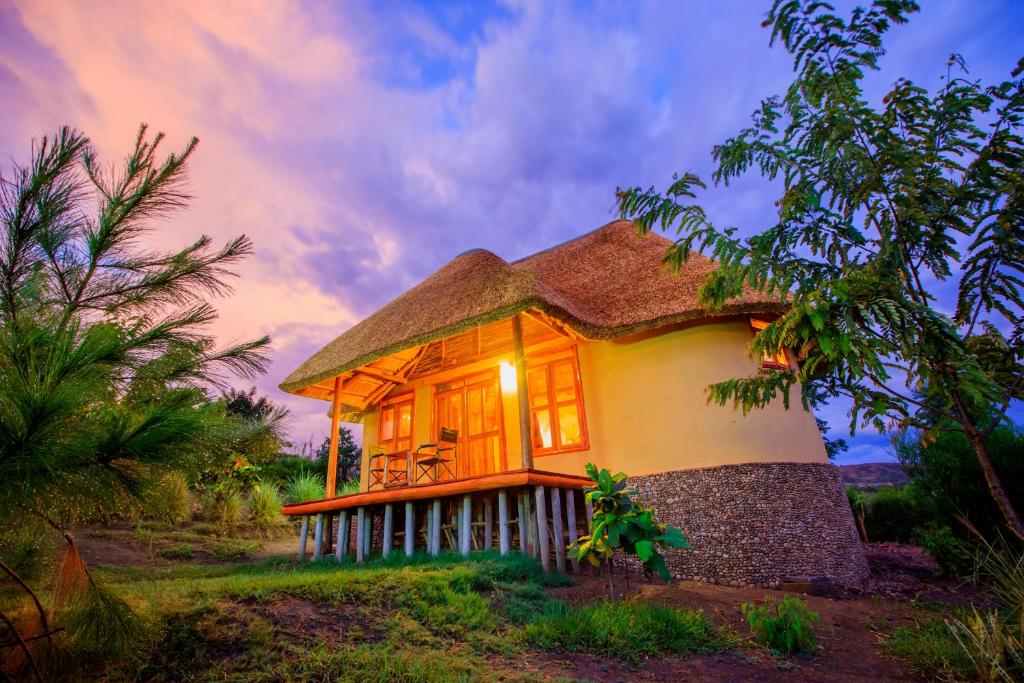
[526,600,725,661]
[203,491,243,526]
[248,484,286,528]
[286,472,325,504]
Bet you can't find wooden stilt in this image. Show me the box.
[364,511,373,557]
[336,510,349,561]
[405,502,415,557]
[356,507,365,563]
[527,493,539,558]
[517,492,528,554]
[431,499,442,556]
[550,488,566,573]
[498,490,510,555]
[566,490,579,572]
[297,516,309,561]
[383,503,394,556]
[459,495,471,555]
[585,498,594,530]
[312,513,325,560]
[484,497,493,551]
[534,485,551,572]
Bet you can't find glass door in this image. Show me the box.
[433,370,505,478]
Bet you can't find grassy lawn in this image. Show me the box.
[82,551,731,682]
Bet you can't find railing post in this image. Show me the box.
[566,490,579,573]
[498,489,510,555]
[550,488,566,573]
[383,503,394,556]
[405,502,415,557]
[297,516,309,561]
[336,510,349,561]
[312,513,325,560]
[356,507,366,563]
[534,485,551,572]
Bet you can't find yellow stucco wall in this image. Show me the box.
[357,320,827,490]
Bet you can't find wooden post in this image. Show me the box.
[335,510,349,561]
[517,492,528,554]
[297,516,309,561]
[498,490,510,555]
[534,485,551,572]
[383,503,394,556]
[431,499,442,556]
[484,497,493,551]
[550,488,566,573]
[405,502,415,557]
[459,495,471,555]
[566,490,579,573]
[312,513,325,560]
[356,507,365,563]
[526,492,539,557]
[326,375,344,498]
[323,513,333,556]
[511,315,533,469]
[585,498,593,530]
[364,511,373,557]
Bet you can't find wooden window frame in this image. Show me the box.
[750,318,791,370]
[526,347,590,457]
[377,392,415,453]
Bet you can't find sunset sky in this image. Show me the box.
[2,1,1021,464]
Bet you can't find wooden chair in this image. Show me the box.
[368,447,388,490]
[414,427,458,483]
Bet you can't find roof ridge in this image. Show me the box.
[509,218,636,265]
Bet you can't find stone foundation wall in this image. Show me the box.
[631,462,868,587]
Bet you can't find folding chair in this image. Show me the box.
[414,427,458,483]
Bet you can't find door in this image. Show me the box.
[433,370,505,477]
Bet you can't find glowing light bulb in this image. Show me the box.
[499,361,517,393]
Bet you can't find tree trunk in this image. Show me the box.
[855,512,869,543]
[966,428,1024,544]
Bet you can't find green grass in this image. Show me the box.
[883,616,974,681]
[526,599,732,662]
[54,550,731,680]
[204,538,262,560]
[156,543,193,560]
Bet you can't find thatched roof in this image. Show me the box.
[280,219,782,395]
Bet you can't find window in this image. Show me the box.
[526,349,588,455]
[750,318,790,370]
[378,394,414,452]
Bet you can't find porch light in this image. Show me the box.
[499,361,517,393]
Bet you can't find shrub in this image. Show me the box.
[526,600,725,661]
[157,543,194,560]
[285,472,325,504]
[139,471,192,525]
[248,483,286,528]
[741,595,820,656]
[259,455,316,486]
[914,525,973,577]
[895,424,1024,542]
[863,484,930,543]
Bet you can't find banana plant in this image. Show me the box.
[570,463,689,598]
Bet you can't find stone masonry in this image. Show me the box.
[631,462,868,588]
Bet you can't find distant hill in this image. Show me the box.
[840,463,909,488]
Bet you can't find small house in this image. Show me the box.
[280,220,867,587]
